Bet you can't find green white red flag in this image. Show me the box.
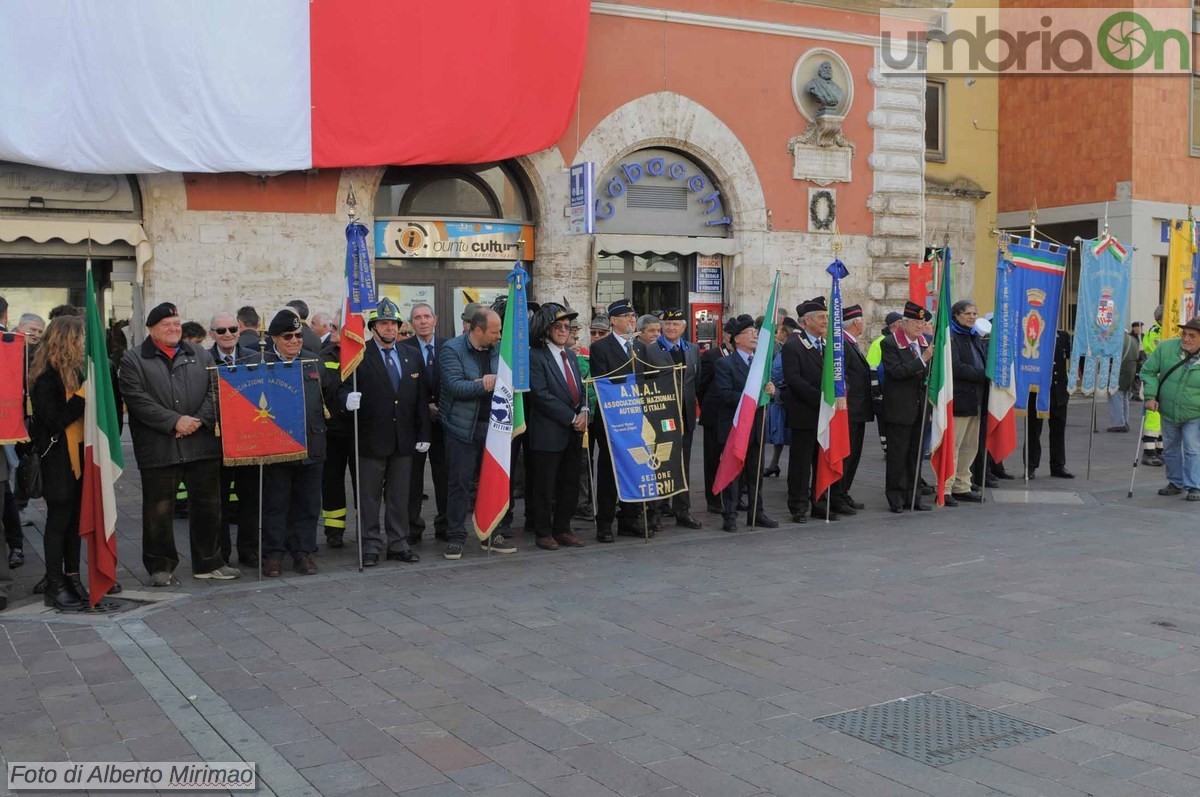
[79,259,124,606]
[927,249,955,506]
[712,272,779,494]
[472,266,528,541]
[815,260,850,501]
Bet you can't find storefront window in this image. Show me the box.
[633,254,682,273]
[375,163,531,220]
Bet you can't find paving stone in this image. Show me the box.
[300,761,381,796]
[406,735,491,772]
[646,755,759,796]
[481,740,576,782]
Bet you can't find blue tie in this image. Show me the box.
[384,348,401,392]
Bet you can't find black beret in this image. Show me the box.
[842,304,863,321]
[727,314,755,338]
[661,307,685,321]
[268,309,303,337]
[722,316,741,336]
[146,302,179,328]
[795,297,827,317]
[885,311,903,326]
[781,317,801,331]
[903,301,928,320]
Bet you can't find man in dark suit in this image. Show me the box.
[1027,329,1074,479]
[208,312,261,567]
[340,298,428,567]
[834,304,873,514]
[699,320,737,513]
[526,304,589,550]
[782,297,830,522]
[881,301,934,512]
[712,314,779,532]
[588,299,639,542]
[656,308,702,528]
[402,302,449,543]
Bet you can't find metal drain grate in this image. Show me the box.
[815,694,1053,767]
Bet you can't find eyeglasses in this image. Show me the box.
[211,327,236,335]
[277,332,303,341]
[590,329,607,336]
[399,331,414,337]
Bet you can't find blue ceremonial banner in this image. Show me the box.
[827,260,848,400]
[507,263,530,391]
[990,247,1017,393]
[1008,236,1069,417]
[216,362,309,465]
[1068,236,1131,395]
[594,370,686,502]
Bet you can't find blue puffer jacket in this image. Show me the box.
[438,333,499,443]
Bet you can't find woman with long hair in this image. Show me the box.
[28,315,87,610]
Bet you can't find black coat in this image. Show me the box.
[401,334,448,405]
[29,368,84,503]
[843,337,874,424]
[120,338,221,468]
[340,339,431,458]
[250,350,339,464]
[1049,330,1071,408]
[880,334,929,427]
[698,344,731,428]
[589,333,634,382]
[527,346,586,452]
[781,333,823,431]
[712,350,763,445]
[950,330,988,417]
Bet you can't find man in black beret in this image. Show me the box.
[782,297,832,522]
[120,302,235,584]
[712,314,779,532]
[880,301,934,512]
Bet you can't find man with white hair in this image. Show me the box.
[782,297,832,523]
[309,311,336,347]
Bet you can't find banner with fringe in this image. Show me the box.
[216,361,308,465]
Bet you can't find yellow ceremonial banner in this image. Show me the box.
[1163,219,1198,341]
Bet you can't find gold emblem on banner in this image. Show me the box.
[1022,288,1047,359]
[629,416,673,470]
[253,393,276,423]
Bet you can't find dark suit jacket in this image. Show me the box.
[300,324,322,355]
[590,333,634,382]
[713,350,763,445]
[781,332,824,431]
[698,344,732,429]
[210,343,258,366]
[653,338,700,432]
[238,329,262,353]
[843,337,874,424]
[340,339,430,458]
[402,334,448,405]
[527,346,585,452]
[880,334,929,427]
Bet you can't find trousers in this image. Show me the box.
[140,459,224,576]
[261,461,322,559]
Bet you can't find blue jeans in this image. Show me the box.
[1162,417,1200,490]
[1107,390,1129,427]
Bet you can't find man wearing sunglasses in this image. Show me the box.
[209,312,261,568]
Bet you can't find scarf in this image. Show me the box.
[950,318,977,336]
[66,385,85,480]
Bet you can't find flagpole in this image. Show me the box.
[256,325,266,581]
[911,360,932,511]
[1086,377,1098,480]
[346,186,366,574]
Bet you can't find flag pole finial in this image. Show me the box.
[346,184,358,221]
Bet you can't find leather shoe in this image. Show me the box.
[889,504,904,514]
[751,515,779,528]
[596,529,615,544]
[675,513,702,529]
[721,519,738,532]
[1050,468,1075,479]
[1026,470,1037,479]
[811,508,841,521]
[830,502,857,516]
[536,537,560,551]
[8,547,23,569]
[920,485,934,496]
[262,558,283,577]
[953,491,982,503]
[326,534,344,549]
[790,513,809,524]
[1107,425,1129,432]
[847,497,866,510]
[554,533,586,547]
[362,553,379,567]
[993,468,1015,480]
[941,495,958,507]
[387,550,420,563]
[985,476,999,488]
[911,503,932,511]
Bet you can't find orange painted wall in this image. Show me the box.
[1131,69,1200,204]
[184,170,341,213]
[559,3,878,234]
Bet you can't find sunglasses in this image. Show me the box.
[399,331,414,337]
[277,332,303,341]
[590,329,607,336]
[211,326,236,335]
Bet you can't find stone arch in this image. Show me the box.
[576,92,768,235]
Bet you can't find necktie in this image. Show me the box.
[223,354,233,366]
[748,354,754,366]
[561,351,581,405]
[425,343,434,368]
[384,348,401,392]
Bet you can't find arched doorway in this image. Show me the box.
[373,162,535,339]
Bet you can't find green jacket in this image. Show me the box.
[1140,338,1200,422]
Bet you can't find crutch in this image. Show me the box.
[1127,409,1147,498]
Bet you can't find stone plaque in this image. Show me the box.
[793,144,852,186]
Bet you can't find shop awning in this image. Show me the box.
[594,234,739,257]
[0,219,152,283]
[0,0,590,173]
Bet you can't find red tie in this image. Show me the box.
[561,350,581,405]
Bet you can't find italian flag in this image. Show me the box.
[712,272,779,495]
[79,259,124,606]
[927,251,955,505]
[987,251,1017,462]
[815,261,850,502]
[472,276,526,541]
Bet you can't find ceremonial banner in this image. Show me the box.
[1163,219,1200,340]
[1009,236,1069,417]
[473,265,529,541]
[1068,235,1130,395]
[927,249,955,505]
[908,253,934,313]
[987,244,1018,461]
[594,368,686,502]
[815,261,850,501]
[216,363,308,465]
[340,221,377,382]
[80,260,124,605]
[0,333,29,444]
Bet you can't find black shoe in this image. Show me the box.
[596,529,615,543]
[1142,454,1164,467]
[911,503,932,512]
[985,476,999,488]
[1159,484,1184,496]
[238,552,260,568]
[751,515,779,529]
[721,519,738,532]
[736,500,749,512]
[8,547,23,569]
[108,582,123,595]
[44,575,83,612]
[790,513,809,524]
[1108,425,1129,433]
[362,553,379,567]
[889,505,904,514]
[676,513,702,529]
[0,597,6,611]
[953,491,983,503]
[920,485,934,496]
[763,466,781,478]
[811,507,840,521]
[830,502,857,516]
[326,534,345,549]
[942,495,959,507]
[846,496,866,510]
[1050,468,1075,479]
[993,468,1015,480]
[1026,470,1036,479]
[387,550,420,563]
[33,574,47,595]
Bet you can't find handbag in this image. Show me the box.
[15,435,56,502]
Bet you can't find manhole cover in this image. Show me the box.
[815,694,1053,767]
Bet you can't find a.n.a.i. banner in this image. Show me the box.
[594,368,686,502]
[1009,236,1070,417]
[0,332,29,444]
[1068,234,1130,395]
[216,362,308,465]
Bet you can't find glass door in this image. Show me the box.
[594,252,687,317]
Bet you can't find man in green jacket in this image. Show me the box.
[1141,317,1200,501]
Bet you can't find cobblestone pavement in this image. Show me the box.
[3,398,1200,796]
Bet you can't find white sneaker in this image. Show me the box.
[195,565,241,580]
